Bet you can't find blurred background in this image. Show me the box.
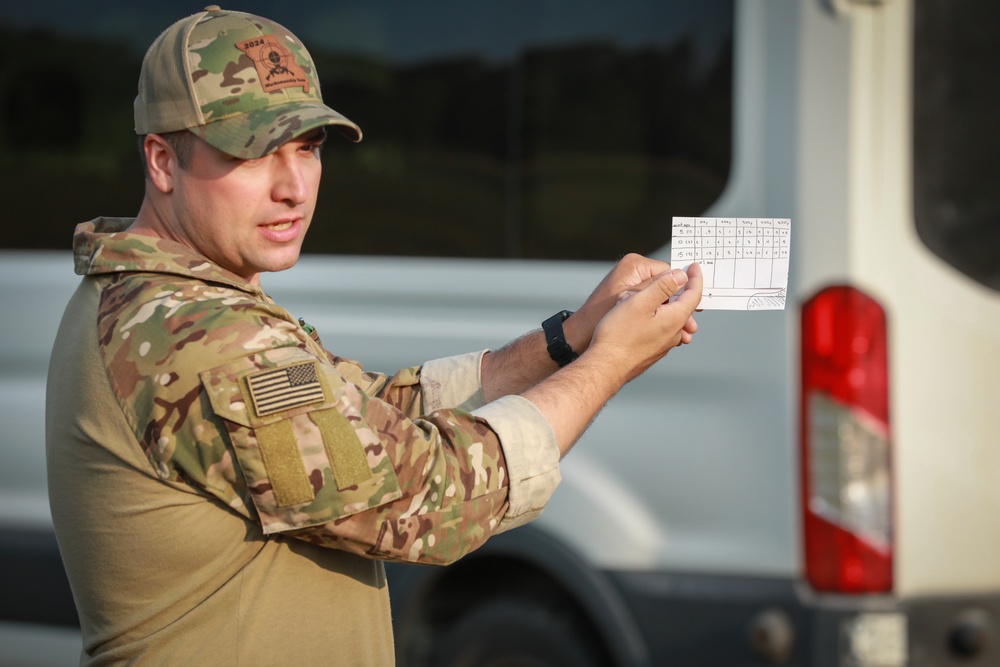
[2,1,998,666]
[0,0,732,260]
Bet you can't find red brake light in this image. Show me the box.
[801,286,893,593]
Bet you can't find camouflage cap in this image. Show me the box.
[134,5,361,159]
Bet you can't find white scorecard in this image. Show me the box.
[670,217,791,310]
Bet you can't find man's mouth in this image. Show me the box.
[262,221,295,231]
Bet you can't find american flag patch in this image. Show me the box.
[247,362,325,417]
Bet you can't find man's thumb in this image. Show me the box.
[632,268,687,307]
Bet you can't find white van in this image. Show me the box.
[2,0,998,665]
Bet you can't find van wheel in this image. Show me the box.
[428,598,605,667]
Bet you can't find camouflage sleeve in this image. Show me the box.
[419,352,488,414]
[364,350,486,421]
[415,351,561,531]
[201,347,560,556]
[472,396,561,532]
[200,345,516,564]
[101,277,556,565]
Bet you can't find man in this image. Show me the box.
[46,6,702,665]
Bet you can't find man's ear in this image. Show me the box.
[145,134,175,194]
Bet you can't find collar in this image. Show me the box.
[72,217,262,295]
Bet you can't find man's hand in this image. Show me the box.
[522,263,703,455]
[563,253,673,353]
[586,263,703,385]
[481,254,699,404]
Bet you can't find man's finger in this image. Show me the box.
[670,263,704,313]
[622,273,658,293]
[619,254,671,288]
[615,290,637,304]
[632,268,689,309]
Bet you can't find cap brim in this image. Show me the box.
[193,101,362,159]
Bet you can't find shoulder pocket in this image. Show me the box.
[200,347,402,534]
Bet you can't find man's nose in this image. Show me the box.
[272,155,309,205]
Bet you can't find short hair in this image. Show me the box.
[137,131,196,179]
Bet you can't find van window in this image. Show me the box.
[0,1,734,260]
[913,0,1000,291]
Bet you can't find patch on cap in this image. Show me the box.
[236,35,311,94]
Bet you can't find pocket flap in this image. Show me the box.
[199,347,403,533]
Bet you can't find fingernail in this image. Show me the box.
[671,269,688,287]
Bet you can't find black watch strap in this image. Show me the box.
[542,310,579,368]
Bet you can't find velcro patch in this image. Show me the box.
[312,409,373,490]
[247,362,325,417]
[255,420,315,507]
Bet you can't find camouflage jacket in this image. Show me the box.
[71,217,560,564]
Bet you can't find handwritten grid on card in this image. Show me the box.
[670,217,791,310]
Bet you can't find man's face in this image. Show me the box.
[165,129,326,285]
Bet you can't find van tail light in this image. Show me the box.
[800,286,893,594]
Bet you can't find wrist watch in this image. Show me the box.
[542,310,579,367]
